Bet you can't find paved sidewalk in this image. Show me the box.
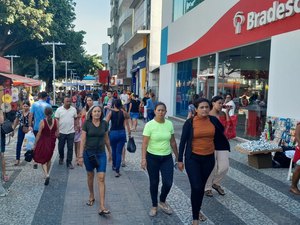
[1,119,300,225]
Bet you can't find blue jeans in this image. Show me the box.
[109,130,126,173]
[83,151,107,173]
[147,109,155,122]
[16,126,26,160]
[146,152,174,207]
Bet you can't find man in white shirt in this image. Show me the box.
[120,89,129,111]
[55,97,77,169]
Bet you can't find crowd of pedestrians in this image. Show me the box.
[1,88,299,225]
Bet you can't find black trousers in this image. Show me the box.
[58,133,75,165]
[146,152,174,207]
[185,153,215,220]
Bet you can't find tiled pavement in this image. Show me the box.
[0,119,300,225]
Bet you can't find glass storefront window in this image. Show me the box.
[198,54,216,99]
[173,0,205,21]
[218,41,271,139]
[176,58,197,118]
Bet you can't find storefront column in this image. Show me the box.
[196,57,200,94]
[214,52,219,96]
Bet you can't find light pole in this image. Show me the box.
[60,61,72,82]
[42,42,65,105]
[68,69,76,95]
[4,55,20,74]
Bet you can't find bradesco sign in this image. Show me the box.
[247,0,300,30]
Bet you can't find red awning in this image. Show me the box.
[0,73,42,87]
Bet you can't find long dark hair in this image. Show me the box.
[85,96,93,112]
[44,107,53,126]
[86,105,104,121]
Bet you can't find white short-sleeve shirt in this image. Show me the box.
[55,106,77,134]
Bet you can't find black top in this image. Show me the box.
[82,120,108,153]
[178,115,230,162]
[92,92,99,101]
[110,110,125,131]
[16,110,30,127]
[130,99,140,113]
[142,97,149,105]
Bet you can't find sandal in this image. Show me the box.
[212,184,225,195]
[158,202,173,215]
[115,173,121,178]
[199,212,207,222]
[2,175,9,182]
[86,199,95,206]
[149,207,157,217]
[99,209,110,216]
[205,190,213,197]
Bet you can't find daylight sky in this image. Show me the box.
[74,0,110,55]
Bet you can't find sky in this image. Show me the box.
[74,0,110,55]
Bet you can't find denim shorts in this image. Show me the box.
[83,151,107,173]
[130,112,139,119]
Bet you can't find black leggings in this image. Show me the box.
[146,152,174,207]
[185,153,215,220]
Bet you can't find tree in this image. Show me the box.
[0,0,53,55]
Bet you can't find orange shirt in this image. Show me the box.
[192,116,215,155]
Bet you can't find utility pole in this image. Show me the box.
[42,42,65,105]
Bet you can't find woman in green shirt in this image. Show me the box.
[141,102,179,217]
[78,105,112,216]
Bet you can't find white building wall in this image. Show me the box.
[268,29,300,120]
[159,63,176,117]
[168,0,238,55]
[161,0,173,28]
[149,0,162,72]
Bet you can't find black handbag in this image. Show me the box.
[24,150,34,162]
[127,137,136,153]
[1,120,13,134]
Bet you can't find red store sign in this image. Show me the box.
[168,0,300,63]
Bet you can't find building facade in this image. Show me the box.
[108,0,162,97]
[160,0,300,139]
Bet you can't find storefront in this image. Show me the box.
[131,47,147,96]
[160,0,300,139]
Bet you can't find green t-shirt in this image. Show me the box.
[143,119,174,156]
[82,120,108,153]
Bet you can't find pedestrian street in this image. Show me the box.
[0,119,299,225]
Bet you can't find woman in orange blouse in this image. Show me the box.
[178,98,230,225]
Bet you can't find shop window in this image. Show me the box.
[176,58,197,118]
[218,41,271,140]
[173,0,205,21]
[198,54,216,99]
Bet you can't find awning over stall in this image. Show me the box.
[0,73,41,87]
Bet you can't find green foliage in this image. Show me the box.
[0,0,53,54]
[0,0,104,89]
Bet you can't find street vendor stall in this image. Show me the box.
[0,73,41,120]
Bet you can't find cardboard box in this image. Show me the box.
[248,153,272,169]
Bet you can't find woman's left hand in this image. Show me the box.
[177,162,184,172]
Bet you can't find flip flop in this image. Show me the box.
[99,209,110,216]
[86,199,95,206]
[2,175,9,182]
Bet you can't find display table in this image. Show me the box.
[235,145,282,169]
